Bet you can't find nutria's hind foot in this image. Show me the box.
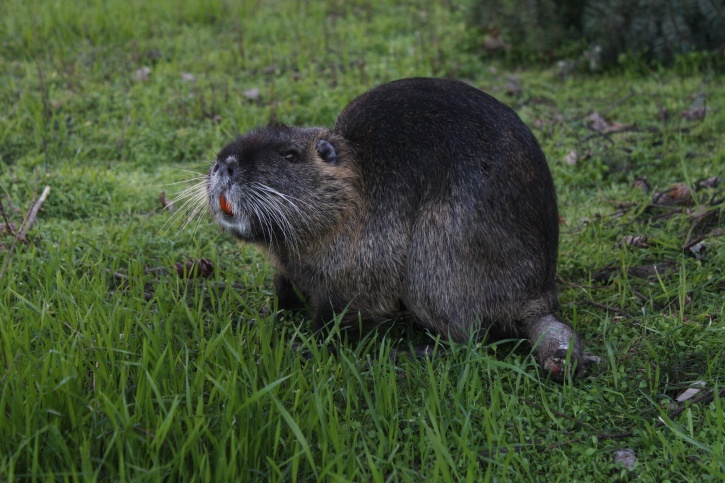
[526,314,597,383]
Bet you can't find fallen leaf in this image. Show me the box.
[675,381,706,403]
[133,66,151,82]
[586,112,631,133]
[627,261,677,280]
[697,176,722,190]
[556,59,575,78]
[502,76,521,96]
[632,176,650,192]
[483,36,511,53]
[243,88,261,100]
[652,182,692,205]
[175,259,214,279]
[688,242,708,259]
[564,150,578,166]
[613,448,636,469]
[586,112,609,133]
[607,121,631,132]
[680,93,711,121]
[617,235,649,248]
[593,260,676,284]
[680,107,707,121]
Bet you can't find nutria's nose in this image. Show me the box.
[212,157,237,177]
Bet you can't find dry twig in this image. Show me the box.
[0,186,51,281]
[584,300,635,319]
[0,196,16,236]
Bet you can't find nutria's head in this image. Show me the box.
[207,124,360,254]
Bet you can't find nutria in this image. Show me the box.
[206,77,589,381]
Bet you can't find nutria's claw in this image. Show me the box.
[541,350,601,383]
[540,348,582,383]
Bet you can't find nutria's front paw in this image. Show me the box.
[274,273,307,312]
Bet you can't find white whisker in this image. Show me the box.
[160,178,209,236]
[167,172,312,260]
[253,182,307,213]
[157,176,208,188]
[246,183,304,257]
[246,194,276,251]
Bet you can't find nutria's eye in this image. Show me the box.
[282,151,299,163]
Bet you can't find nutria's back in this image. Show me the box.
[333,78,560,332]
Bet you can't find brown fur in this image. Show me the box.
[206,78,588,381]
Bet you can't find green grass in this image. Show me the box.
[1,0,724,480]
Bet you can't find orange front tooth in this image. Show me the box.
[219,194,234,216]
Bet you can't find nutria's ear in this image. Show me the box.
[316,139,337,164]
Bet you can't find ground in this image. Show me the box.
[1,0,723,480]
